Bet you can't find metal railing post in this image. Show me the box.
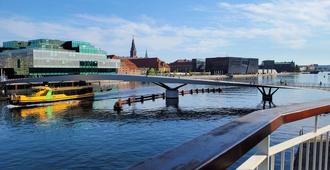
[306,140,311,170]
[315,115,318,132]
[313,137,317,170]
[256,135,270,170]
[325,132,329,170]
[290,147,295,170]
[318,135,323,170]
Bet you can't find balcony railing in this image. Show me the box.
[130,99,330,170]
[237,119,329,170]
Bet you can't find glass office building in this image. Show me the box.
[0,39,119,77]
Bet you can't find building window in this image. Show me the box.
[80,61,98,68]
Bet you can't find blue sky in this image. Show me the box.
[1,0,330,64]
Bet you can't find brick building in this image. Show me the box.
[129,57,170,73]
[120,37,170,74]
[169,59,193,72]
[107,55,142,75]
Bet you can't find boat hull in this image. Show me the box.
[10,93,94,105]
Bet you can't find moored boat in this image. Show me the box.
[10,85,94,105]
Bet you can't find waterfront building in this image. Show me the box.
[125,37,169,73]
[260,60,297,73]
[169,59,193,73]
[129,57,170,73]
[274,61,296,72]
[119,59,142,75]
[205,57,258,75]
[260,60,276,69]
[192,58,206,72]
[0,39,120,78]
[315,65,330,72]
[299,64,318,72]
[298,65,308,72]
[258,60,277,74]
[107,55,142,75]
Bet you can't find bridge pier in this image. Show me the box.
[165,89,179,99]
[153,82,187,107]
[257,87,279,109]
[165,89,179,107]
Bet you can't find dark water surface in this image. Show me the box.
[1,73,330,169]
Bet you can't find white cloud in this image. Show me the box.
[0,14,229,58]
[218,0,330,48]
[1,0,330,61]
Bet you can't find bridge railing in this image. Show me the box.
[237,117,330,170]
[274,82,330,90]
[130,99,330,170]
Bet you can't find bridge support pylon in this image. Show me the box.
[153,82,187,107]
[257,87,279,109]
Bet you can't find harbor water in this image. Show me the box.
[1,73,330,169]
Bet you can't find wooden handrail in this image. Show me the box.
[129,99,330,170]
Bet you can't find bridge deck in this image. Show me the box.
[0,74,292,89]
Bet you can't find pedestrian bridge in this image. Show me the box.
[3,74,330,106]
[1,74,291,105]
[0,74,287,88]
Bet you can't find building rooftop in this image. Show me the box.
[1,39,107,55]
[172,59,192,63]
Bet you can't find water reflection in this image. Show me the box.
[1,73,330,170]
[3,99,259,125]
[257,100,276,109]
[14,101,81,121]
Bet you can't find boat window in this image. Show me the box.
[39,91,48,96]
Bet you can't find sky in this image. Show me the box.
[0,0,330,64]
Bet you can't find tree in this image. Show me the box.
[147,68,157,75]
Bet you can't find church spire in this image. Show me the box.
[130,36,137,58]
[145,49,148,58]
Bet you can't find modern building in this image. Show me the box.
[274,61,296,73]
[315,65,330,72]
[205,57,258,75]
[192,58,205,72]
[299,64,318,72]
[260,60,276,69]
[260,60,296,73]
[0,39,120,78]
[169,59,193,73]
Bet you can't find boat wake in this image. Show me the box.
[6,100,81,109]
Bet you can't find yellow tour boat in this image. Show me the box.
[10,85,94,105]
